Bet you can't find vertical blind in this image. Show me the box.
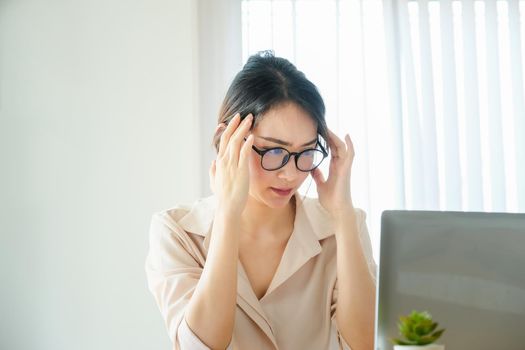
[388,0,525,214]
[241,0,525,257]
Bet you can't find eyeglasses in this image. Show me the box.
[245,137,328,172]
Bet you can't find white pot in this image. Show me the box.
[394,345,444,350]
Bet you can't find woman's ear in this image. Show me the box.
[215,123,226,140]
[213,123,226,153]
[215,123,225,135]
[209,159,216,194]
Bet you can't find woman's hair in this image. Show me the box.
[212,50,329,152]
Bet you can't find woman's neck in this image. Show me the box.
[240,194,296,242]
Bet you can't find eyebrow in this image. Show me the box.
[258,136,318,147]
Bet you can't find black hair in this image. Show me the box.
[212,50,329,152]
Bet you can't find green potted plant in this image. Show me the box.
[391,310,446,350]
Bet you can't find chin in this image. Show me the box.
[248,186,296,209]
[262,188,295,208]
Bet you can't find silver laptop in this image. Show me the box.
[375,210,525,350]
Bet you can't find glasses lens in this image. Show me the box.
[297,149,325,171]
[262,148,289,170]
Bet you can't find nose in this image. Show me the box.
[277,155,299,181]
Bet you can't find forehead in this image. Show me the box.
[253,103,318,144]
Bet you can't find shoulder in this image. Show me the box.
[152,204,191,226]
[146,196,215,269]
[149,195,216,237]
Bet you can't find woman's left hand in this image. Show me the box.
[311,129,355,217]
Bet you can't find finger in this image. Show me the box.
[209,159,216,193]
[239,134,254,169]
[228,114,253,164]
[218,113,241,157]
[210,159,216,176]
[345,134,355,159]
[218,113,240,157]
[326,129,339,157]
[229,114,253,164]
[328,129,346,150]
[327,129,346,158]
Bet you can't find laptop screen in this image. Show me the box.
[375,210,525,350]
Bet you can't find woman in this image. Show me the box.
[145,51,377,350]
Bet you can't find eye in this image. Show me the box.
[301,149,315,157]
[265,148,285,156]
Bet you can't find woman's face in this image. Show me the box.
[248,102,318,209]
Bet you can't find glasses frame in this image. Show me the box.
[246,137,329,172]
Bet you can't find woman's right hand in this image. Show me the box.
[209,113,254,218]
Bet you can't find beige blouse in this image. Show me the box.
[145,193,377,350]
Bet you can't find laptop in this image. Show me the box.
[375,210,525,350]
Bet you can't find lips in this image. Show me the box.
[270,187,292,196]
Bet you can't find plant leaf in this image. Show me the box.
[431,328,446,341]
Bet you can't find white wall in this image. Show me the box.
[197,0,242,197]
[0,0,200,349]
